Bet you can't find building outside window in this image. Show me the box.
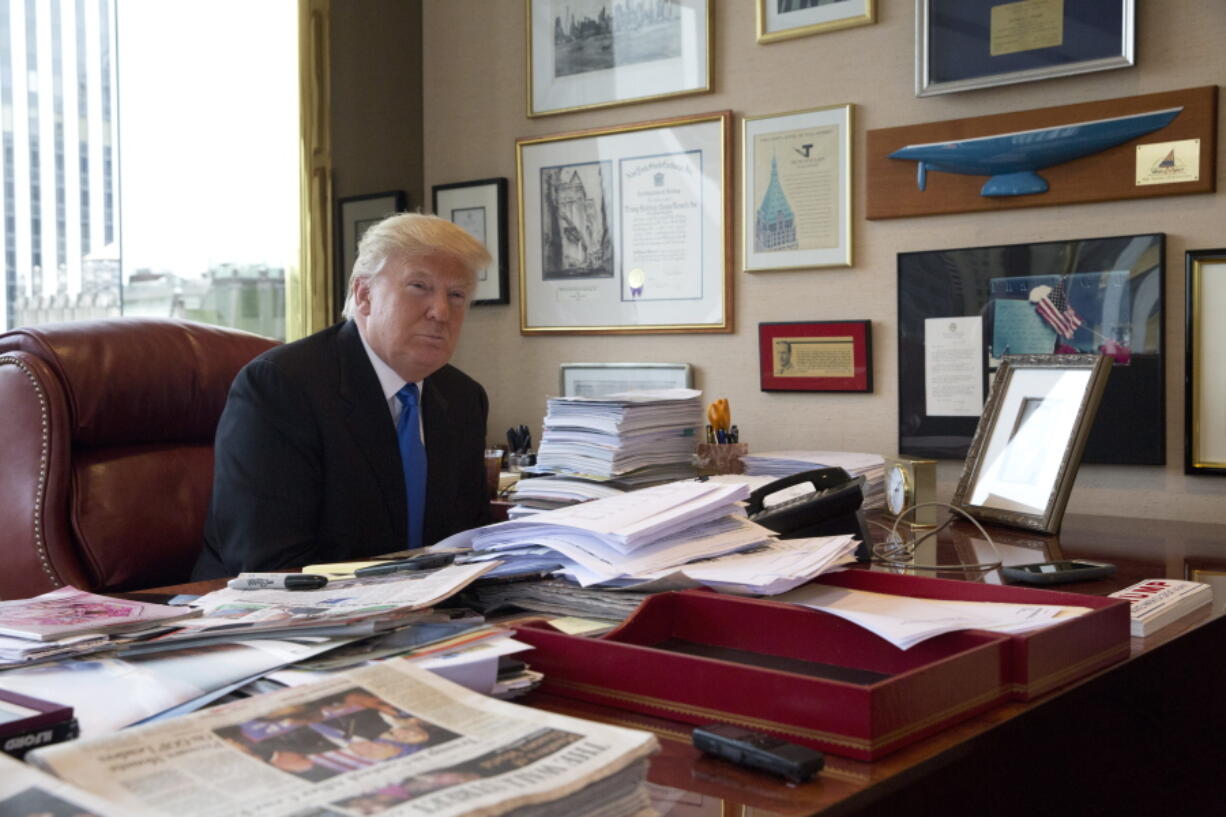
[0,0,299,339]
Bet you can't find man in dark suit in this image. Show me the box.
[193,213,492,578]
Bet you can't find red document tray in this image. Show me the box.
[814,571,1132,700]
[515,590,1010,760]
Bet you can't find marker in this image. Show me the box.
[354,552,455,577]
[227,573,329,591]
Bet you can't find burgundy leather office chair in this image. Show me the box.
[0,318,279,599]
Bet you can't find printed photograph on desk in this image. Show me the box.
[758,320,872,392]
[742,104,852,271]
[516,111,732,334]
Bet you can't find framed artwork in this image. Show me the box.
[757,0,874,44]
[759,320,872,392]
[432,178,510,306]
[743,104,852,271]
[916,0,1135,97]
[516,110,733,335]
[560,362,693,396]
[526,0,711,117]
[897,233,1164,465]
[335,191,407,315]
[1185,248,1226,475]
[952,354,1111,535]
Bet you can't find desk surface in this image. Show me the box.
[129,513,1226,817]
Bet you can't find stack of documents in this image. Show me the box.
[741,450,886,508]
[444,480,859,595]
[535,388,703,479]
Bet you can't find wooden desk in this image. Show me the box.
[126,514,1226,816]
[521,514,1226,817]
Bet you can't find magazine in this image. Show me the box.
[0,586,200,641]
[1,751,155,817]
[29,659,658,817]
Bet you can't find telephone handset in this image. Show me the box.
[745,467,872,561]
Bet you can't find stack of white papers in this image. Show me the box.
[741,450,886,508]
[776,583,1091,649]
[536,389,703,478]
[443,480,859,595]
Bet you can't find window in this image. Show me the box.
[0,0,304,339]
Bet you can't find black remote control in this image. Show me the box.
[692,723,824,784]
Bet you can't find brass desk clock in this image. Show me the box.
[883,457,938,527]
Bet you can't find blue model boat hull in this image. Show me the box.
[889,107,1183,197]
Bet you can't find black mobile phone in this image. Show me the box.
[692,723,824,784]
[1001,560,1116,585]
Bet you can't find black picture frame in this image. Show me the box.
[916,0,1135,97]
[432,177,510,306]
[1185,248,1226,475]
[897,233,1164,465]
[334,190,408,320]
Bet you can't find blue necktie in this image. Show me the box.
[396,384,427,549]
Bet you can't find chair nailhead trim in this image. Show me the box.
[0,356,61,587]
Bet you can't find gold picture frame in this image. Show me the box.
[756,0,875,45]
[516,110,733,335]
[1185,249,1226,474]
[526,0,712,118]
[952,354,1111,535]
[743,104,853,271]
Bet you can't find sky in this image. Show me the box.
[116,0,299,276]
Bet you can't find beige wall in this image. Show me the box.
[417,1,1226,525]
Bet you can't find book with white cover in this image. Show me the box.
[1108,578,1213,637]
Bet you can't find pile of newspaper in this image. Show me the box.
[534,388,703,480]
[22,660,658,817]
[740,450,886,509]
[445,479,859,595]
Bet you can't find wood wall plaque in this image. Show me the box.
[867,85,1216,220]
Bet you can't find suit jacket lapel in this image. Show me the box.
[422,371,456,527]
[335,320,407,544]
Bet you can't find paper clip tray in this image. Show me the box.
[515,589,1011,760]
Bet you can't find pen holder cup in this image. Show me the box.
[695,442,748,476]
[484,449,505,498]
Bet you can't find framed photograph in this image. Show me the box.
[432,178,510,306]
[743,104,852,271]
[759,320,871,392]
[952,354,1111,535]
[757,0,875,44]
[1185,248,1226,475]
[527,0,711,118]
[560,362,693,396]
[916,0,1135,97]
[335,190,407,314]
[516,110,732,335]
[897,233,1164,465]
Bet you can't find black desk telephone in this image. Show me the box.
[745,467,873,561]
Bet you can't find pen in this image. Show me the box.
[353,552,456,576]
[227,573,329,591]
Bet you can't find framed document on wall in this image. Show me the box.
[897,233,1164,465]
[916,0,1135,97]
[516,111,733,335]
[432,178,510,306]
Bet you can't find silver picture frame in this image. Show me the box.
[916,0,1135,97]
[560,362,693,397]
[952,354,1111,535]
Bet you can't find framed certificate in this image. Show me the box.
[516,111,732,334]
[432,178,509,306]
[743,104,852,271]
[916,0,1135,97]
[758,320,872,392]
